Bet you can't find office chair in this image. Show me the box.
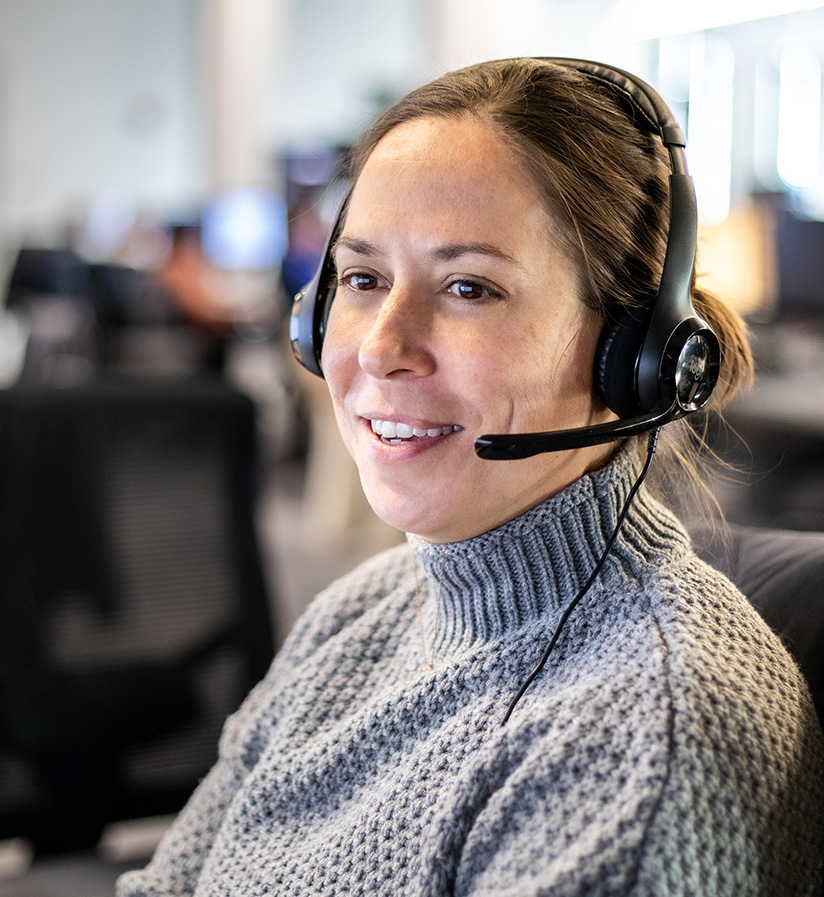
[691,523,824,724]
[0,376,275,853]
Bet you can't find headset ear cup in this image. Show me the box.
[594,304,652,418]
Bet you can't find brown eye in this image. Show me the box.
[345,273,379,291]
[447,279,494,301]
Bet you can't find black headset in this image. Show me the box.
[289,57,721,460]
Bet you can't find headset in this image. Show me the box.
[289,57,721,460]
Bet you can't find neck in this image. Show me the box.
[406,443,688,655]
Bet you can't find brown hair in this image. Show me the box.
[347,58,753,512]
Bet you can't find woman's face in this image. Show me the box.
[322,116,615,543]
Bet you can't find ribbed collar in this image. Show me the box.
[406,444,689,653]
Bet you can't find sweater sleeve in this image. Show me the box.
[116,544,413,896]
[114,664,281,897]
[115,753,248,896]
[114,630,338,895]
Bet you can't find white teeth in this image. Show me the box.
[370,419,461,441]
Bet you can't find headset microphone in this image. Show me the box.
[475,400,677,459]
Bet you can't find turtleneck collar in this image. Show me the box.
[406,443,689,653]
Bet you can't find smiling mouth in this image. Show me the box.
[370,419,462,446]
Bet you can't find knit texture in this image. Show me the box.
[117,447,824,896]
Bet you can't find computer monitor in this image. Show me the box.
[774,209,824,322]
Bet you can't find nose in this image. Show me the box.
[358,286,436,379]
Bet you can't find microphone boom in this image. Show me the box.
[474,401,679,459]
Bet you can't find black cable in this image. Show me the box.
[501,430,660,725]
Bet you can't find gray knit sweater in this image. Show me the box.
[117,447,824,896]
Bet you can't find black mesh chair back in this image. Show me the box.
[0,377,274,852]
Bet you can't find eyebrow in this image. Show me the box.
[333,235,524,270]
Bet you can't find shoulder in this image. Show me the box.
[617,538,813,736]
[472,553,824,892]
[516,521,822,821]
[282,541,417,661]
[616,548,824,886]
[217,541,416,762]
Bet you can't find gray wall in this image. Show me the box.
[0,0,209,248]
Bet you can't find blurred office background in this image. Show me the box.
[1,1,824,893]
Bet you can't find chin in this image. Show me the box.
[363,487,455,542]
[371,503,444,541]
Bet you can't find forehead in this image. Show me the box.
[343,116,556,250]
[359,116,533,192]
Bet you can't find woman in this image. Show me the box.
[119,58,823,896]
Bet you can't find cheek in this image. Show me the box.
[513,321,600,421]
[320,304,356,393]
